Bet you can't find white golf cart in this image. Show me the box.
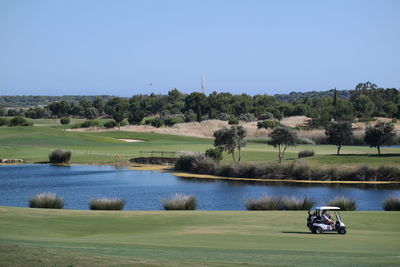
[307,206,347,234]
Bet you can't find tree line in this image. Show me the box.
[1,82,400,128]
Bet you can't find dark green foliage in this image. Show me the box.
[103,120,117,128]
[49,149,71,164]
[268,126,297,163]
[184,110,197,122]
[161,193,196,210]
[298,150,315,158]
[0,117,10,126]
[72,120,101,129]
[325,121,353,155]
[214,125,247,163]
[59,117,70,129]
[383,197,400,211]
[228,117,239,125]
[89,198,125,210]
[146,118,164,128]
[205,148,223,163]
[364,121,396,155]
[328,196,357,211]
[128,111,144,125]
[257,120,280,130]
[174,153,217,174]
[29,192,64,209]
[9,116,33,126]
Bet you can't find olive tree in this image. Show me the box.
[60,117,71,130]
[268,126,297,163]
[364,121,396,155]
[325,121,353,155]
[213,125,246,163]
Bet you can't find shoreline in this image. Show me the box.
[2,162,400,184]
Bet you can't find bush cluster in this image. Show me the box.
[328,196,357,211]
[0,116,33,127]
[49,149,71,164]
[175,158,400,182]
[383,197,400,211]
[298,150,315,158]
[245,195,315,210]
[29,192,64,209]
[161,193,197,210]
[89,198,125,210]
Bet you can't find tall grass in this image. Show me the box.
[328,196,357,211]
[175,160,400,182]
[89,198,125,210]
[29,192,64,209]
[245,195,281,210]
[245,195,315,210]
[49,149,71,164]
[280,196,315,210]
[383,197,400,211]
[161,193,196,210]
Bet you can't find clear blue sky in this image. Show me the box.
[0,0,399,96]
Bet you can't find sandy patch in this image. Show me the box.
[118,139,144,143]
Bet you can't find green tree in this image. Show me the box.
[257,120,280,130]
[331,100,355,122]
[92,97,105,115]
[60,117,71,130]
[184,92,208,122]
[354,95,375,118]
[213,125,247,163]
[325,121,353,155]
[364,121,396,155]
[268,126,297,163]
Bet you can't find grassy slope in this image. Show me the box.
[0,207,399,266]
[1,125,400,166]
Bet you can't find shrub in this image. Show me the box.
[280,196,315,210]
[238,113,256,122]
[218,113,231,121]
[146,118,163,128]
[205,148,223,163]
[174,153,207,172]
[245,195,281,210]
[72,120,101,129]
[49,149,71,164]
[298,150,315,158]
[257,120,280,130]
[161,193,196,210]
[245,195,314,210]
[0,117,10,126]
[164,116,184,126]
[89,198,125,210]
[29,192,64,209]
[259,112,274,120]
[9,116,33,126]
[328,196,357,211]
[228,117,239,125]
[383,197,400,211]
[103,120,117,128]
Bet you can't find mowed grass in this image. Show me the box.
[0,207,399,266]
[1,125,400,166]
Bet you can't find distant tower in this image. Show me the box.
[200,75,205,94]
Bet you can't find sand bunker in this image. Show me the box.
[118,139,144,143]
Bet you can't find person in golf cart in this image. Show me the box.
[321,210,335,227]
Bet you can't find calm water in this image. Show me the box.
[0,164,399,211]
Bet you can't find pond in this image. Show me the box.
[0,164,399,211]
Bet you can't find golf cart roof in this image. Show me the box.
[315,206,341,211]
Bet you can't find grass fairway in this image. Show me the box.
[0,207,399,266]
[1,125,400,166]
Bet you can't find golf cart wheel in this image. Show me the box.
[338,228,347,235]
[314,227,323,234]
